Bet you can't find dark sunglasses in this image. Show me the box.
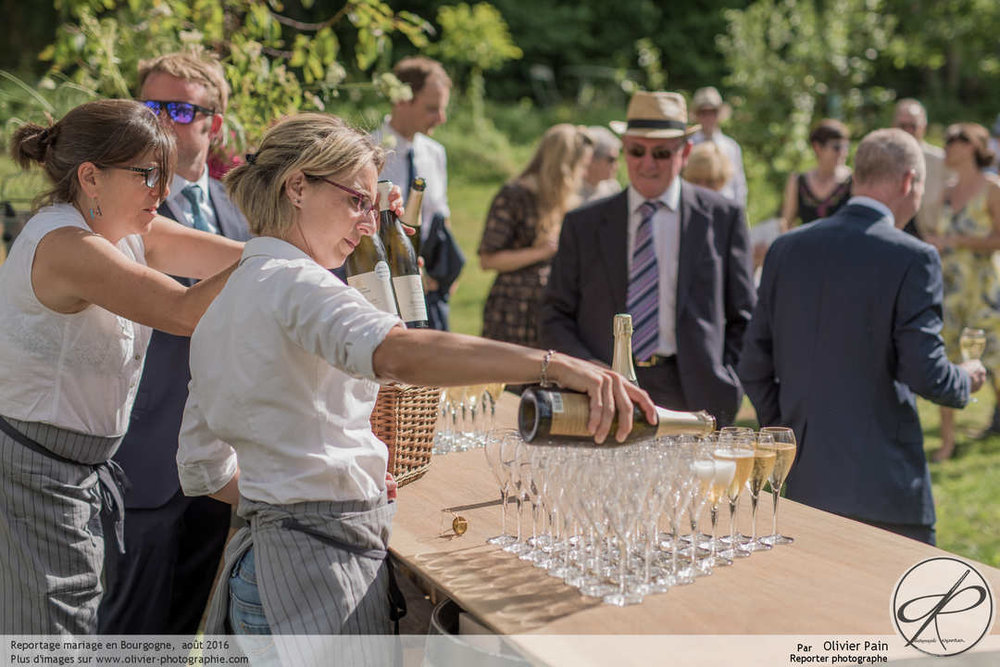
[106,165,161,189]
[945,133,970,145]
[310,176,377,218]
[142,100,215,125]
[624,144,681,161]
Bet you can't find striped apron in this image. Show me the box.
[206,495,402,666]
[0,417,126,635]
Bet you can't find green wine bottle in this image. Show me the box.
[399,177,425,258]
[345,209,398,316]
[378,179,428,328]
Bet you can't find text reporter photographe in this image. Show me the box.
[0,99,243,635]
[174,114,653,660]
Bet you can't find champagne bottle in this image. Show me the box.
[345,212,398,316]
[399,177,425,258]
[378,179,429,328]
[611,313,639,386]
[518,386,715,444]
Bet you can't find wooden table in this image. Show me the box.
[391,394,1000,664]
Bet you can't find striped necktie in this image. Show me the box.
[181,184,212,233]
[627,200,663,362]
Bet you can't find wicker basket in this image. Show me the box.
[370,383,442,487]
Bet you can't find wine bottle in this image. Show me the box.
[611,313,639,386]
[345,213,399,316]
[399,177,425,258]
[518,386,716,444]
[377,179,429,328]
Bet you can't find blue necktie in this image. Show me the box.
[627,200,663,362]
[181,184,212,233]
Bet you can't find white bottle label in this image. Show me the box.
[347,261,399,315]
[392,273,427,323]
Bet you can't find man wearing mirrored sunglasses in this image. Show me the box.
[99,48,251,636]
[542,90,755,427]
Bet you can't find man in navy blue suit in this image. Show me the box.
[99,50,251,633]
[738,128,985,545]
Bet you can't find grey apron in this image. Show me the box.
[0,416,126,635]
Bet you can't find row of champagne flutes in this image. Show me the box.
[482,427,798,606]
[433,384,507,453]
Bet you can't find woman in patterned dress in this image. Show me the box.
[478,124,593,348]
[925,122,1000,461]
[779,119,853,232]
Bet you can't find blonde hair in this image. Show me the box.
[138,48,230,113]
[683,142,733,191]
[225,114,385,238]
[517,124,593,234]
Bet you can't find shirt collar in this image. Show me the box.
[169,166,210,202]
[240,236,312,264]
[382,116,415,152]
[627,176,681,214]
[846,195,894,225]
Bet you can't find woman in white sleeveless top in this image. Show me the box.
[175,114,653,663]
[0,99,242,635]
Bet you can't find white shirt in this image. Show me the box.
[177,237,403,505]
[164,168,218,233]
[371,117,450,240]
[846,195,894,226]
[0,204,150,436]
[626,180,682,356]
[691,129,747,207]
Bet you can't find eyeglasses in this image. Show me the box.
[824,141,850,152]
[945,133,970,145]
[624,144,682,161]
[142,100,216,125]
[107,165,161,189]
[310,176,377,218]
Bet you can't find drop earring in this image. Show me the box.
[89,200,103,219]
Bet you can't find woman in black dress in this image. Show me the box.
[779,119,852,231]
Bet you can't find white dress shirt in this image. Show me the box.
[691,129,748,207]
[0,204,150,436]
[164,168,218,233]
[846,195,894,226]
[626,180,682,356]
[177,237,404,505]
[371,117,450,240]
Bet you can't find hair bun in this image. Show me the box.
[10,122,54,168]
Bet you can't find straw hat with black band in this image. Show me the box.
[609,91,701,140]
[692,86,732,124]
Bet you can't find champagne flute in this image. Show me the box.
[715,440,754,560]
[484,430,517,546]
[746,431,776,552]
[704,448,736,568]
[483,383,506,434]
[760,426,797,546]
[960,327,986,403]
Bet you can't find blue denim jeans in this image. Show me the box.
[229,546,278,665]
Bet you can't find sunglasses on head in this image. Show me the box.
[105,165,161,189]
[309,176,377,218]
[142,100,215,125]
[946,133,971,145]
[624,144,681,161]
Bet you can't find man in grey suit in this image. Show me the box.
[542,90,755,426]
[99,49,251,633]
[738,129,985,545]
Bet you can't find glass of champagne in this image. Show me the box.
[960,327,986,403]
[483,383,506,433]
[760,426,797,546]
[704,447,736,568]
[746,431,776,552]
[715,440,754,560]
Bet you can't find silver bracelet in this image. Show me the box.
[540,349,555,387]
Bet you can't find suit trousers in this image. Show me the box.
[636,359,687,411]
[99,490,231,634]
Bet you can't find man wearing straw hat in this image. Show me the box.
[542,90,755,426]
[690,86,747,208]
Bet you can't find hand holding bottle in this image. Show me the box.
[543,351,657,444]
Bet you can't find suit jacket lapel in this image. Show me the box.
[207,178,245,240]
[598,191,630,313]
[675,184,703,318]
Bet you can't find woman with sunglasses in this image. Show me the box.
[176,114,649,660]
[478,124,593,350]
[779,118,853,232]
[925,122,1000,461]
[0,99,243,634]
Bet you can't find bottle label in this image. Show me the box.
[347,262,399,315]
[548,392,592,437]
[392,274,427,323]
